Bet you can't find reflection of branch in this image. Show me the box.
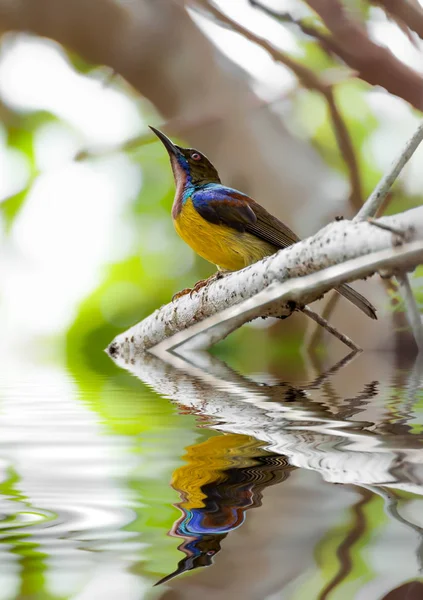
[305,351,359,392]
[195,0,363,209]
[397,274,423,352]
[366,485,423,572]
[318,488,373,600]
[109,349,423,495]
[304,0,423,111]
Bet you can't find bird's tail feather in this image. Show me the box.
[336,284,377,320]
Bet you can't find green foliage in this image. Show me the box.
[0,110,56,230]
[1,28,418,366]
[1,185,31,231]
[2,17,423,599]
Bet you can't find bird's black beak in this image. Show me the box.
[149,126,182,157]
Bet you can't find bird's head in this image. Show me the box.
[149,126,221,187]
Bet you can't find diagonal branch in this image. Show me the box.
[249,0,356,60]
[193,0,363,209]
[109,117,423,357]
[304,0,423,111]
[0,0,330,231]
[371,0,423,41]
[107,210,423,358]
[302,305,361,352]
[148,241,422,357]
[355,121,423,220]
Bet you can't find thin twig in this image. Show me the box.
[302,305,361,352]
[367,218,407,238]
[249,0,352,61]
[397,273,423,352]
[194,0,363,209]
[355,122,423,221]
[307,292,340,351]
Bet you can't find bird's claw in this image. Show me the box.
[172,274,222,302]
[189,278,209,297]
[171,288,192,301]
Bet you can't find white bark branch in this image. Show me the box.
[108,208,423,356]
[355,121,423,221]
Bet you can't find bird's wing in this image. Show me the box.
[246,198,300,248]
[193,186,299,248]
[192,186,257,233]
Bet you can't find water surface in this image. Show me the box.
[1,349,423,599]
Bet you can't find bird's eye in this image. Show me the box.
[191,152,201,161]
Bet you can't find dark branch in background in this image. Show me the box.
[251,0,423,112]
[249,1,363,63]
[249,0,347,58]
[250,0,423,337]
[371,0,423,42]
[194,0,363,210]
[303,0,423,111]
[0,0,333,237]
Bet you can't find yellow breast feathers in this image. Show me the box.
[173,197,276,271]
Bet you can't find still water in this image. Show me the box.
[1,347,423,599]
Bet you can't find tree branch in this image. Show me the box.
[249,0,357,60]
[355,121,423,220]
[302,305,361,352]
[107,208,423,357]
[145,240,422,356]
[304,0,423,111]
[108,116,423,356]
[0,0,329,229]
[371,0,423,41]
[194,0,363,209]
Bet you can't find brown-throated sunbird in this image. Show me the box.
[150,126,377,320]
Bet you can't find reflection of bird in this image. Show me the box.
[154,432,292,586]
[150,126,377,319]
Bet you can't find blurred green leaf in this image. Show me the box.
[0,185,31,232]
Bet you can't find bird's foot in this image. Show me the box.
[171,272,226,302]
[171,287,193,301]
[171,281,207,302]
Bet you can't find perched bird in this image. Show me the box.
[150,126,377,320]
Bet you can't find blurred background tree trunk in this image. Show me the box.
[0,0,332,231]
